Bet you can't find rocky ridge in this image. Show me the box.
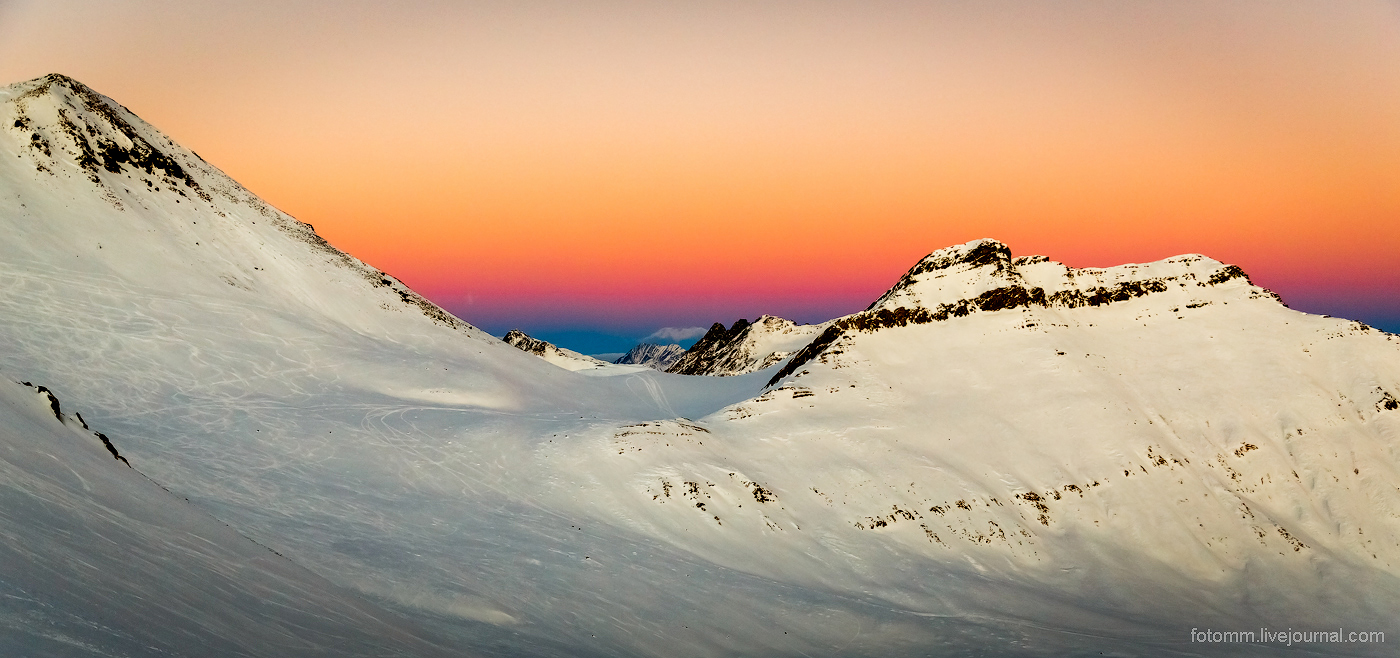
[666,315,832,377]
[503,329,609,371]
[768,238,1288,386]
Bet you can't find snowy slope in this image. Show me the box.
[615,342,686,370]
[2,75,1399,657]
[502,329,610,371]
[0,375,460,657]
[667,315,830,376]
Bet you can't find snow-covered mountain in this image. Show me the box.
[3,74,1399,657]
[666,315,831,376]
[615,342,686,370]
[767,238,1285,385]
[556,239,1400,654]
[502,329,610,371]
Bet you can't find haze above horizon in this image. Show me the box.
[2,0,1397,353]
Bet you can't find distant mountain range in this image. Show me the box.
[615,342,686,370]
[507,317,828,376]
[666,315,831,376]
[3,73,1399,657]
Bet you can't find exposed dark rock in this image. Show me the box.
[666,319,752,376]
[95,431,131,466]
[1047,280,1170,309]
[502,329,552,356]
[17,74,210,200]
[867,240,1014,311]
[18,381,129,466]
[34,385,62,420]
[764,326,844,386]
[1207,265,1247,286]
[908,240,1012,277]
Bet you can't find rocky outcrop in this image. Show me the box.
[667,316,831,377]
[502,330,609,371]
[10,74,208,195]
[503,329,553,356]
[667,320,751,375]
[19,380,129,466]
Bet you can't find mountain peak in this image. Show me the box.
[769,241,1284,387]
[667,315,832,377]
[1,74,482,337]
[9,73,90,97]
[615,343,686,370]
[913,238,1012,274]
[866,239,1018,311]
[868,239,1272,315]
[6,72,214,203]
[667,320,751,375]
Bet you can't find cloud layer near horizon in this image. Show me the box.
[644,327,708,344]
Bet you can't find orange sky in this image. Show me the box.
[2,1,1397,347]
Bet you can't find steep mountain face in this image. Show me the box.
[667,315,830,376]
[502,329,609,371]
[615,342,686,370]
[4,75,1400,658]
[667,319,749,375]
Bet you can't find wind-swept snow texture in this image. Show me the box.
[3,74,1400,657]
[0,376,459,657]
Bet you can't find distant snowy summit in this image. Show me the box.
[502,329,610,371]
[614,343,686,370]
[766,238,1287,386]
[667,315,830,376]
[868,238,1276,313]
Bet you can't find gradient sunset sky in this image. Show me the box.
[2,1,1397,352]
